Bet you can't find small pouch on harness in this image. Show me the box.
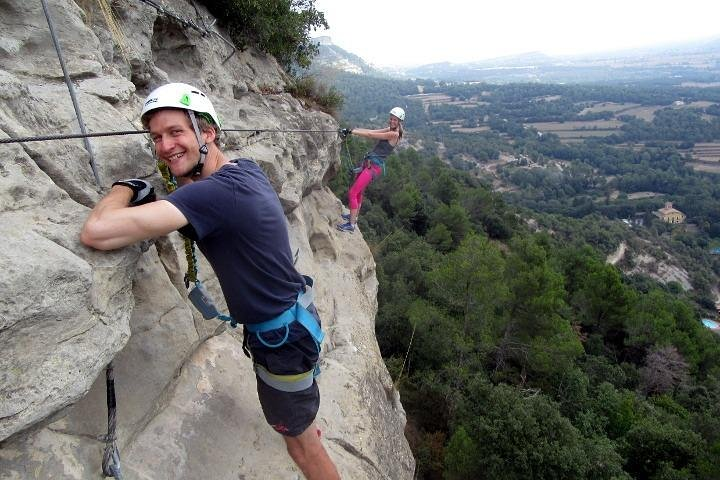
[188,281,221,320]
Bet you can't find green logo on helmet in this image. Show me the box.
[179,94,191,106]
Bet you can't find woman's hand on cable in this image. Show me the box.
[111,179,156,206]
[339,128,352,138]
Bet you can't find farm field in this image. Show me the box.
[578,101,669,121]
[580,102,640,114]
[685,101,715,108]
[688,162,720,173]
[526,119,623,141]
[452,126,491,133]
[619,105,662,121]
[552,130,619,138]
[627,191,664,200]
[690,142,720,168]
[406,93,482,113]
[528,120,624,131]
[403,91,718,150]
[680,81,720,88]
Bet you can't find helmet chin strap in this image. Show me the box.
[183,110,208,178]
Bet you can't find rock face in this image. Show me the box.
[0,1,414,478]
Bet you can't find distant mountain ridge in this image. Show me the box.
[403,37,720,82]
[311,36,386,76]
[312,36,720,84]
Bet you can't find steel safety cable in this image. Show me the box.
[101,362,123,479]
[0,128,344,145]
[0,130,149,145]
[135,0,236,63]
[40,0,102,188]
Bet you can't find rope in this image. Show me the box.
[101,362,123,479]
[393,319,417,388]
[0,129,342,145]
[40,0,102,188]
[341,136,357,175]
[157,162,197,285]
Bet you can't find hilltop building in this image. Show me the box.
[655,202,686,224]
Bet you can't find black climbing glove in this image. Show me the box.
[112,179,156,206]
[339,128,352,138]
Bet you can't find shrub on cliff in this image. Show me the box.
[199,0,327,72]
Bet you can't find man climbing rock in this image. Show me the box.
[80,82,340,480]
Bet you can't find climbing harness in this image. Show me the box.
[339,133,397,179]
[365,153,386,178]
[245,283,323,349]
[244,276,324,393]
[101,362,123,479]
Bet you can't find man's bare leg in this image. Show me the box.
[283,423,340,480]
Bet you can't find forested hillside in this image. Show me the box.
[331,73,720,301]
[326,72,720,478]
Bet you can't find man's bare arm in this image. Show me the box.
[80,186,188,250]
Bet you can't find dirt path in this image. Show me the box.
[606,241,627,265]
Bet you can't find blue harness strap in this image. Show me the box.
[245,278,325,393]
[244,283,324,348]
[364,152,386,176]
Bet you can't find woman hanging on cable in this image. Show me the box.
[337,107,405,233]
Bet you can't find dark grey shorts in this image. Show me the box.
[247,305,321,437]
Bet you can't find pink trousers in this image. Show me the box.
[348,164,382,210]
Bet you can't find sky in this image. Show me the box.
[312,0,720,67]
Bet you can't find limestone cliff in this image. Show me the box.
[0,0,414,478]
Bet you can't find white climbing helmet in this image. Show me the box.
[141,82,222,128]
[389,107,405,122]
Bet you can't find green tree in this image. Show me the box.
[450,380,622,479]
[430,203,472,248]
[427,233,507,340]
[425,224,454,252]
[431,171,460,205]
[496,236,583,379]
[405,299,467,371]
[390,183,425,230]
[443,427,480,480]
[622,417,703,479]
[202,0,327,71]
[558,245,635,335]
